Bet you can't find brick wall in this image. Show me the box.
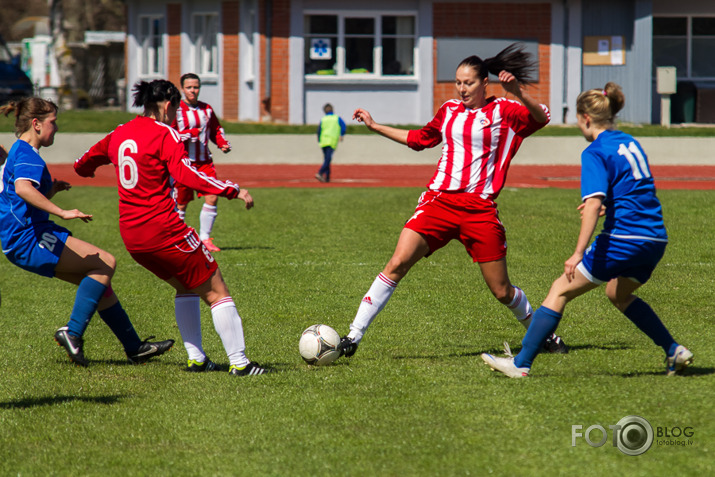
[269,0,291,122]
[167,4,182,87]
[432,2,551,114]
[223,1,240,120]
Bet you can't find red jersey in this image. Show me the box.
[407,97,550,200]
[75,115,240,252]
[170,100,230,163]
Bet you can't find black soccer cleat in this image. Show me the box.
[338,336,359,358]
[543,333,568,354]
[186,357,223,372]
[228,361,273,376]
[54,326,88,367]
[126,336,175,364]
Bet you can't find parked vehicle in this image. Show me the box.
[0,34,33,105]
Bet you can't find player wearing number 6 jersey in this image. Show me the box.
[0,97,173,367]
[337,43,567,359]
[75,80,271,376]
[482,82,693,378]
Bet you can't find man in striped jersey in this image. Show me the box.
[171,73,232,252]
[338,44,567,359]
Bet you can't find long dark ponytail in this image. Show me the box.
[458,43,537,84]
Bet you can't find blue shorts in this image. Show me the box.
[577,234,666,285]
[4,222,71,278]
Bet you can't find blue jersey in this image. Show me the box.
[580,130,667,242]
[0,140,54,253]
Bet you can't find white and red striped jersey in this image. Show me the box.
[75,115,240,252]
[171,100,230,163]
[407,97,550,200]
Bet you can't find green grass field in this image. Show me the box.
[0,186,713,476]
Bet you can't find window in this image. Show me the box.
[304,13,416,77]
[139,15,164,76]
[654,16,715,79]
[192,13,219,76]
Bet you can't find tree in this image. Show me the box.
[50,0,76,108]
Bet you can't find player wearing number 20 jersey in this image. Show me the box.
[75,115,239,253]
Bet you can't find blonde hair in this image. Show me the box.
[576,82,625,126]
[0,97,58,137]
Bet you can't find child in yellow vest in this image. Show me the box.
[316,103,346,183]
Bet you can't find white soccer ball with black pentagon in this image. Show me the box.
[299,324,341,365]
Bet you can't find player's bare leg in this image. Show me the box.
[54,237,172,365]
[342,229,430,356]
[480,258,568,353]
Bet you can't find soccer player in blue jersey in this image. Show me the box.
[0,98,173,367]
[481,82,693,377]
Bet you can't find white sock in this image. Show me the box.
[211,297,249,367]
[507,286,533,329]
[347,273,398,343]
[177,209,186,221]
[174,294,205,361]
[199,204,218,240]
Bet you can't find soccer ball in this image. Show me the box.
[299,324,341,365]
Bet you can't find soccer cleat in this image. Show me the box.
[126,336,175,364]
[186,357,223,372]
[665,345,693,376]
[543,333,568,354]
[338,336,359,357]
[202,238,221,252]
[54,326,88,367]
[481,352,529,378]
[228,362,273,376]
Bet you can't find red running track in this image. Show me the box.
[48,163,715,190]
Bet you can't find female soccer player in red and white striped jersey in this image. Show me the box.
[338,43,566,358]
[171,73,232,252]
[75,80,270,376]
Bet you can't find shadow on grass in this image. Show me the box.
[215,245,275,252]
[619,366,715,378]
[0,394,129,409]
[390,343,633,360]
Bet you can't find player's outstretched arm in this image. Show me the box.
[353,108,409,145]
[15,179,92,222]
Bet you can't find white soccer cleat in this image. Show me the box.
[665,345,693,376]
[481,353,529,378]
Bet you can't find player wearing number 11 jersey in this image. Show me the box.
[75,80,271,376]
[482,82,692,378]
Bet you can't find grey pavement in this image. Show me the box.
[2,133,714,166]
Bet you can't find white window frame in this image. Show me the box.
[653,15,715,81]
[304,11,418,81]
[191,12,220,78]
[138,14,165,77]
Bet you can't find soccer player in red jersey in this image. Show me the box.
[75,80,271,376]
[338,44,566,358]
[171,73,231,252]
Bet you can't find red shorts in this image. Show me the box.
[174,161,217,205]
[129,229,218,290]
[404,190,507,263]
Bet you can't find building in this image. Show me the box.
[123,0,715,125]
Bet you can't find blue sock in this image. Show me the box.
[514,306,562,368]
[67,277,107,338]
[623,297,676,355]
[98,302,142,353]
